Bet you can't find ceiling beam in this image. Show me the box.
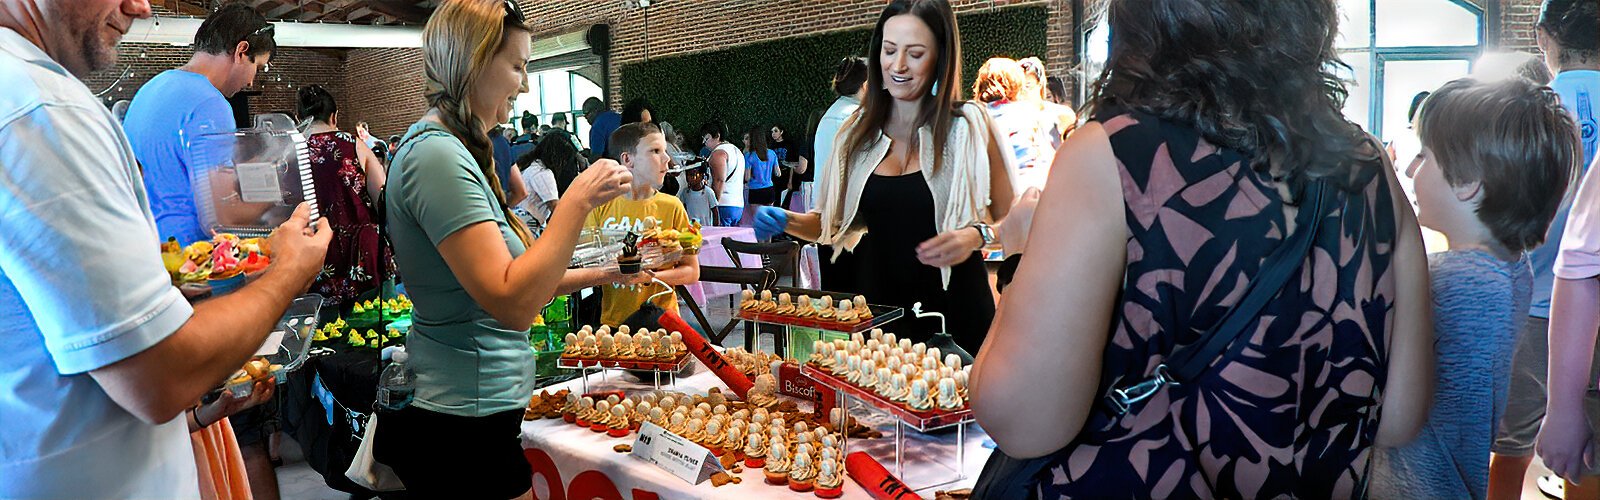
[345,7,374,22]
[296,2,325,22]
[265,1,300,19]
[318,0,358,22]
[167,0,211,16]
[366,0,434,24]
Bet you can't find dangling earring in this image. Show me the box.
[931,80,939,97]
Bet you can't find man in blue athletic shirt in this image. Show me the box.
[124,3,274,246]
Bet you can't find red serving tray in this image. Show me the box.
[556,353,694,371]
[800,364,971,432]
[735,304,902,334]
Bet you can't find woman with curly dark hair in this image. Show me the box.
[513,129,586,226]
[969,0,1433,497]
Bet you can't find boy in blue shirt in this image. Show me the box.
[1372,77,1581,500]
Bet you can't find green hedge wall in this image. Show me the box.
[620,5,1048,149]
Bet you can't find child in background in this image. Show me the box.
[678,166,718,225]
[585,123,702,325]
[744,125,781,212]
[1372,77,1583,499]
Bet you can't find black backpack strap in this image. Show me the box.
[1106,179,1333,415]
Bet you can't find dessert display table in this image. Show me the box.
[521,368,992,499]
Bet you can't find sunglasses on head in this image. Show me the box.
[503,0,526,23]
[249,23,274,38]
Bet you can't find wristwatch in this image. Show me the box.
[972,223,997,246]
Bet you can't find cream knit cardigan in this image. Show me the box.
[813,101,1018,289]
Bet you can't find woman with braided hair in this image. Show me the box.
[372,1,632,497]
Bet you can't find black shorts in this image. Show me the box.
[230,396,279,447]
[374,406,531,499]
[748,186,777,205]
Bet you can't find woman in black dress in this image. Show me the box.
[752,0,1015,355]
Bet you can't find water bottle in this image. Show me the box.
[376,349,415,411]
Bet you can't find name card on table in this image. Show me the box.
[630,422,723,485]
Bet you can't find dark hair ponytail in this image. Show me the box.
[296,84,337,127]
[832,57,869,97]
[1541,0,1600,66]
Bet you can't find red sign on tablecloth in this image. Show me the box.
[775,362,836,415]
[527,447,661,500]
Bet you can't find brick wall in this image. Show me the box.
[341,48,428,139]
[83,44,192,107]
[251,49,348,119]
[1501,0,1544,52]
[519,0,1075,108]
[84,44,346,125]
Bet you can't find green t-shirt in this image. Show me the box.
[386,120,531,417]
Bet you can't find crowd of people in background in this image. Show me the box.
[972,56,1074,191]
[5,0,1600,499]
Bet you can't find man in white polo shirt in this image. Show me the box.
[0,1,331,497]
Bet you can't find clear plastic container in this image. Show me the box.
[186,113,318,239]
[570,226,619,268]
[226,294,324,398]
[271,294,324,371]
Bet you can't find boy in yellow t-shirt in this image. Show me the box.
[585,122,701,325]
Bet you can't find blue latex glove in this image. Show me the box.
[753,206,789,240]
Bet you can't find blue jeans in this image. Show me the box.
[717,206,743,226]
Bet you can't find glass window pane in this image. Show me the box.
[1336,51,1372,133]
[1376,0,1479,47]
[572,74,603,114]
[1380,59,1470,142]
[1337,0,1371,49]
[1079,15,1111,104]
[514,79,541,118]
[541,71,571,117]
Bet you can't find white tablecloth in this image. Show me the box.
[522,366,990,500]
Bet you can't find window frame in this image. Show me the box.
[508,67,604,146]
[1073,0,1487,140]
[1338,0,1484,139]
